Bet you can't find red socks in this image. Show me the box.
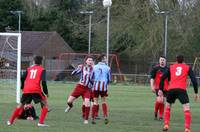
[82,105,85,118]
[39,106,48,124]
[154,101,160,115]
[9,107,23,124]
[96,104,99,117]
[184,110,191,129]
[92,104,98,119]
[164,105,171,125]
[159,103,164,118]
[102,103,108,118]
[84,106,90,120]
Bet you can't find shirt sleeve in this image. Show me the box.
[21,70,28,90]
[107,68,111,84]
[150,66,157,79]
[41,70,48,95]
[188,67,198,94]
[71,67,82,76]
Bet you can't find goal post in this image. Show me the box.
[0,32,21,103]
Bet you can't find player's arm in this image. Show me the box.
[21,70,28,90]
[159,68,170,92]
[188,67,198,94]
[188,67,199,101]
[71,65,82,76]
[107,68,111,84]
[41,70,48,97]
[150,67,156,92]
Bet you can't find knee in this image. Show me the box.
[183,104,190,111]
[84,99,90,107]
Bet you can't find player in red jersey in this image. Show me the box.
[64,56,94,124]
[159,55,199,132]
[150,56,169,120]
[7,56,49,127]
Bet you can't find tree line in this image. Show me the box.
[0,0,200,63]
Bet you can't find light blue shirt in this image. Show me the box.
[92,62,111,91]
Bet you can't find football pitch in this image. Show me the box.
[0,82,200,132]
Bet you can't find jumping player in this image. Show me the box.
[159,55,199,132]
[7,56,49,127]
[64,56,94,124]
[91,54,111,124]
[150,56,169,120]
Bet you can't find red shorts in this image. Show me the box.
[71,84,90,99]
[93,90,108,98]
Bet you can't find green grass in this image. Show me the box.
[0,82,200,132]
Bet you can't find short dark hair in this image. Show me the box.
[176,54,184,63]
[97,54,106,62]
[85,55,93,60]
[34,56,43,65]
[160,55,166,59]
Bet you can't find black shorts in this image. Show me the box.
[21,93,44,105]
[155,89,167,97]
[166,89,189,104]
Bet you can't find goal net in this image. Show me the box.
[0,33,21,104]
[53,52,124,82]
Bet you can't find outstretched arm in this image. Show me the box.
[71,65,82,76]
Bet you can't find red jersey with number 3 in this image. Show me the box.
[23,65,44,94]
[169,63,189,91]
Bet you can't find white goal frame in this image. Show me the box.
[0,32,21,103]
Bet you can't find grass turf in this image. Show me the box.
[0,82,200,132]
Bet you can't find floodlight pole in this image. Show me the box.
[103,0,112,64]
[10,11,23,33]
[156,11,172,58]
[80,11,94,54]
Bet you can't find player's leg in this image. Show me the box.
[92,96,99,124]
[65,96,76,112]
[163,102,171,131]
[154,90,160,120]
[7,94,31,125]
[183,103,191,132]
[65,84,82,112]
[162,90,176,131]
[157,96,164,120]
[81,100,85,119]
[83,89,91,124]
[36,93,49,127]
[7,103,24,125]
[178,90,190,132]
[101,93,109,124]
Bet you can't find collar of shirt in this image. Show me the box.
[98,62,107,65]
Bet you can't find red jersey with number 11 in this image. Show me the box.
[23,65,44,94]
[169,63,189,91]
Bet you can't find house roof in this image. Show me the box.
[21,31,73,54]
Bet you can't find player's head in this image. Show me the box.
[98,54,107,63]
[176,54,184,63]
[85,56,93,66]
[34,56,43,65]
[159,55,166,67]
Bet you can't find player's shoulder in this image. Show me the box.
[151,64,160,70]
